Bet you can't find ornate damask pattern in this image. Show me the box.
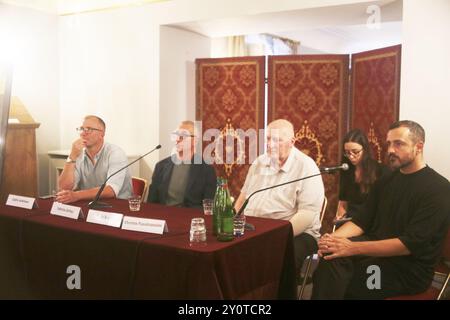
[196,57,265,198]
[268,55,349,233]
[351,45,401,163]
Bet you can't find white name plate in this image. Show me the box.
[121,216,169,234]
[6,194,38,210]
[50,202,82,220]
[86,209,123,228]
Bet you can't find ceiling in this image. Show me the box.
[1,0,402,53]
[172,0,400,37]
[0,0,168,15]
[170,0,402,53]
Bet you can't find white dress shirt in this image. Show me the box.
[241,147,324,239]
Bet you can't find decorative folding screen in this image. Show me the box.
[196,57,265,198]
[268,55,349,233]
[351,45,401,163]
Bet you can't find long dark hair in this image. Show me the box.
[341,129,378,194]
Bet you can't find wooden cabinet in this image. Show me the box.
[0,98,40,202]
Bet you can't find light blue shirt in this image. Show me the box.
[73,142,132,199]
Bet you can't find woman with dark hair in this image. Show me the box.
[335,129,389,223]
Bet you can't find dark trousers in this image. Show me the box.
[311,236,425,299]
[293,233,318,272]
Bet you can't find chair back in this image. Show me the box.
[386,227,450,300]
[132,177,149,202]
[319,196,327,223]
[442,228,450,261]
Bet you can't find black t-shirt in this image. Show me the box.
[352,166,450,290]
[339,161,389,216]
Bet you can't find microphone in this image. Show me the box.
[236,164,347,217]
[320,163,349,173]
[88,144,161,209]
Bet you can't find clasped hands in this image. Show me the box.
[318,233,354,260]
[55,190,79,204]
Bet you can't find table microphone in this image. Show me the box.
[320,163,349,173]
[88,144,161,209]
[235,163,349,217]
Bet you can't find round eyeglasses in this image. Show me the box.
[344,148,363,158]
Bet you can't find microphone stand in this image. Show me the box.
[236,168,338,216]
[88,145,161,209]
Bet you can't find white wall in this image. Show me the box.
[159,26,210,159]
[59,8,160,180]
[0,4,59,195]
[400,0,450,179]
[211,37,228,58]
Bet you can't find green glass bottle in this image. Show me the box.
[217,178,234,242]
[212,177,223,236]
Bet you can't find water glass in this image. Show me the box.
[128,195,142,211]
[202,199,213,215]
[233,214,246,237]
[190,217,207,244]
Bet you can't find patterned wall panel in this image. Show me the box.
[196,57,265,198]
[268,55,350,233]
[351,45,401,163]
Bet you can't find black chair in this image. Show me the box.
[298,197,327,299]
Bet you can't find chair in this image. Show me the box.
[332,217,352,233]
[298,196,327,299]
[131,177,149,202]
[386,228,450,300]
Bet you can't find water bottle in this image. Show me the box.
[212,177,223,236]
[216,178,234,242]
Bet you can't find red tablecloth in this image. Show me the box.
[0,199,296,299]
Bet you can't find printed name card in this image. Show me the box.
[86,209,123,228]
[121,216,168,234]
[6,194,38,210]
[50,202,82,220]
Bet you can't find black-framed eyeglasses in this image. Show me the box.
[344,148,363,158]
[76,127,103,133]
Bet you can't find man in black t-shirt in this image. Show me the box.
[312,120,450,299]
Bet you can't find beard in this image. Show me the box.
[388,153,415,170]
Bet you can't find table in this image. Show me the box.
[0,199,296,299]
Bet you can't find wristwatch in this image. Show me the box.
[66,156,76,164]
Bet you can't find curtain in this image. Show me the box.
[227,36,249,57]
[350,45,401,163]
[268,54,350,233]
[227,34,299,57]
[196,57,265,198]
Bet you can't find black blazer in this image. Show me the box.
[148,155,217,208]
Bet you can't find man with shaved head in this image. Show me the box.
[57,115,132,203]
[235,119,325,272]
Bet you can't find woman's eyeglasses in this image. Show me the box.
[344,149,363,158]
[76,127,103,133]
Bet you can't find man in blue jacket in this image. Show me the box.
[148,120,216,208]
